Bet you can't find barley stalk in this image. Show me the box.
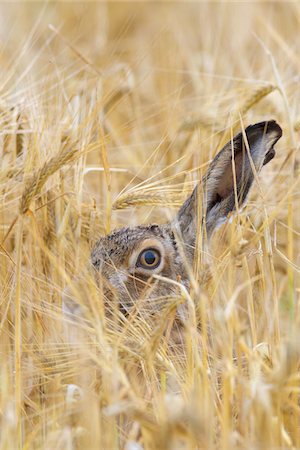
[20,144,81,214]
[15,217,23,446]
[113,191,186,210]
[239,83,276,116]
[179,113,221,132]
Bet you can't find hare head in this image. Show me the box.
[88,121,282,314]
[63,121,282,318]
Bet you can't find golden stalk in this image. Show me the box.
[20,145,81,214]
[113,191,185,210]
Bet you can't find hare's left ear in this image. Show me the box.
[176,120,282,246]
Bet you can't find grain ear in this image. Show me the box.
[176,120,282,246]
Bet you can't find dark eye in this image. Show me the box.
[136,248,161,269]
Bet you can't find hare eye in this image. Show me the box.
[137,248,161,269]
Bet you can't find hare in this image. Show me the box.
[63,121,282,318]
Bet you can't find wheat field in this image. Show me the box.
[0,2,299,449]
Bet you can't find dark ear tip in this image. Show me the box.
[244,120,282,166]
[266,120,283,137]
[246,120,283,140]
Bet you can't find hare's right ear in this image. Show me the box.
[176,120,282,246]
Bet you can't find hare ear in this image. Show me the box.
[176,120,282,245]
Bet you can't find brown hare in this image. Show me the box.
[63,121,282,319]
